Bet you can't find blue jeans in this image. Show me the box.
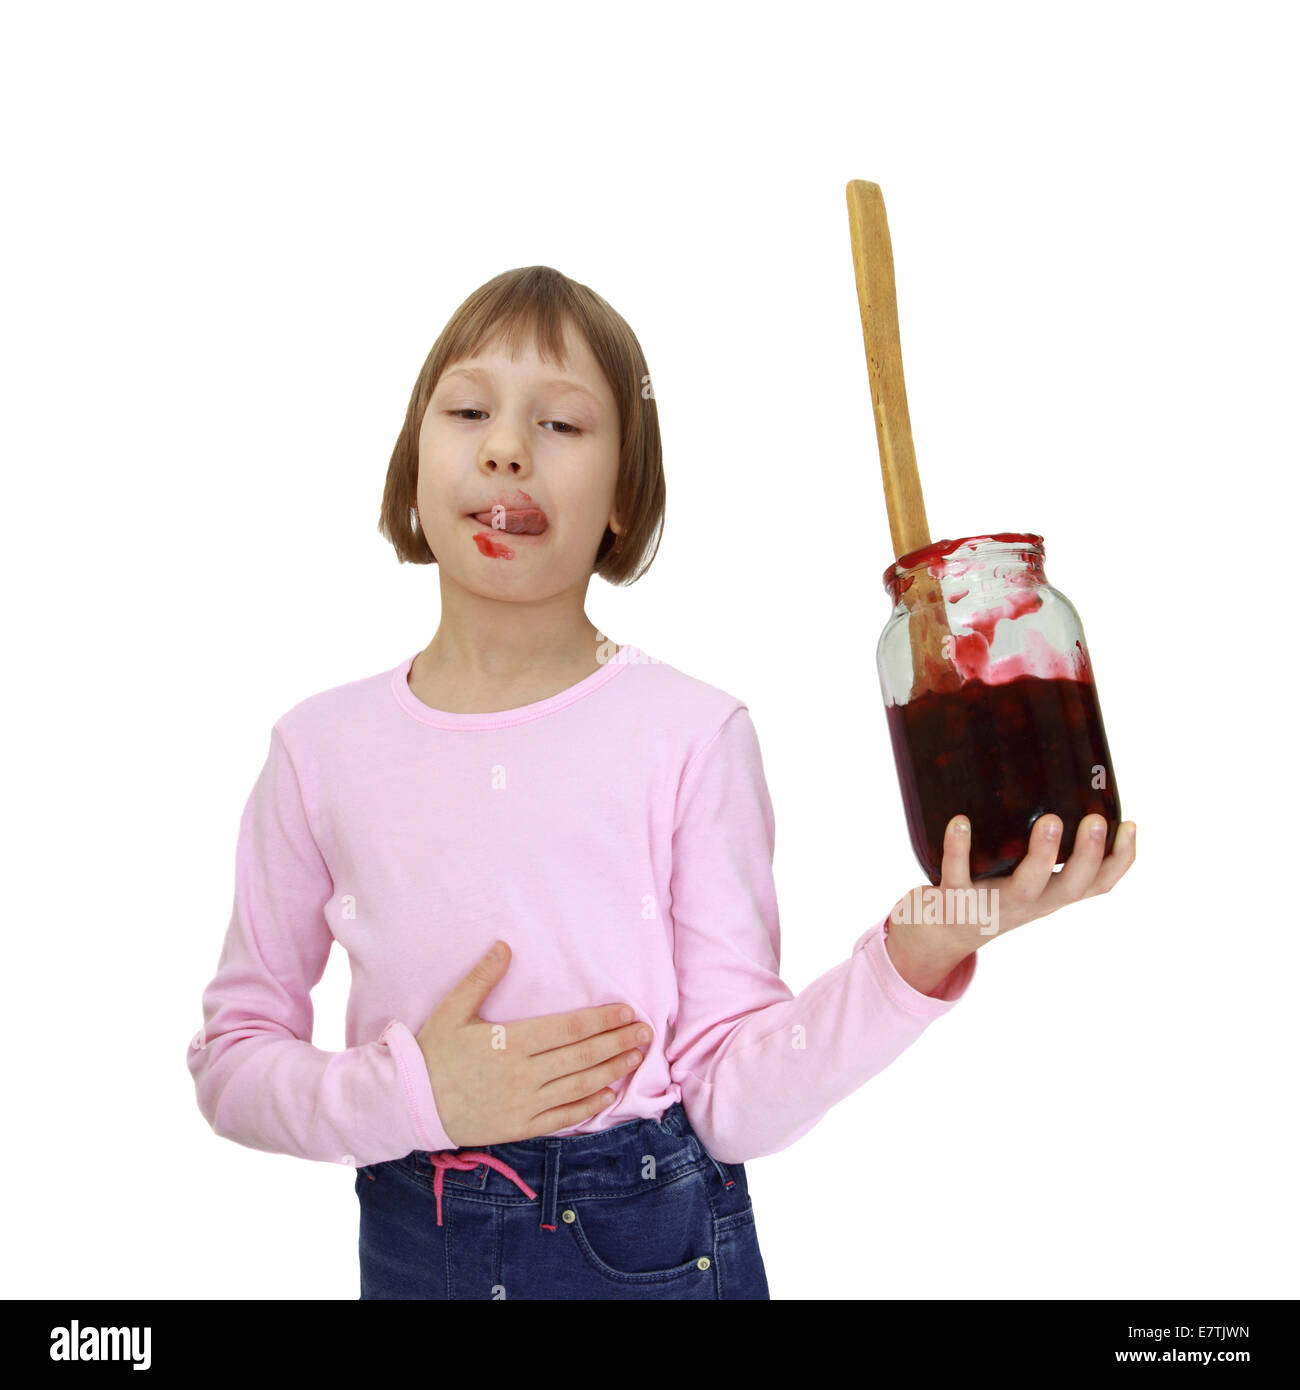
[354,1101,770,1299]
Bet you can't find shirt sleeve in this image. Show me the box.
[664,706,977,1164]
[186,724,455,1167]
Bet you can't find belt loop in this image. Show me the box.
[707,1152,735,1189]
[674,1103,736,1189]
[539,1138,562,1231]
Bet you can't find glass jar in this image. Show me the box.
[877,533,1121,884]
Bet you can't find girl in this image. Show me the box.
[187,265,1136,1300]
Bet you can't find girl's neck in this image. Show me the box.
[409,619,613,715]
[421,617,604,680]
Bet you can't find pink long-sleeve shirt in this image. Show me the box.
[187,643,976,1169]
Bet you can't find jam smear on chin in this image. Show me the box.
[885,673,1121,884]
[472,532,514,559]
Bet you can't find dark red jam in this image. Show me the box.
[884,672,1121,883]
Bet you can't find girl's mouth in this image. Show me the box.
[467,508,549,535]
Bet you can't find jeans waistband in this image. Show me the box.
[369,1102,740,1229]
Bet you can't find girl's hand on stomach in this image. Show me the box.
[415,941,653,1148]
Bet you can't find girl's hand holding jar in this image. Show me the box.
[884,811,1138,996]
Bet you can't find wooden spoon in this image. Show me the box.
[846,179,960,697]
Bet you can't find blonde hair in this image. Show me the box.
[378,266,665,585]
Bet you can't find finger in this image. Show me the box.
[516,1003,649,1058]
[1078,819,1136,898]
[530,1017,654,1085]
[1045,812,1109,903]
[1006,813,1062,902]
[527,1089,624,1138]
[939,814,973,890]
[437,940,511,1025]
[1039,817,1137,912]
[535,1034,647,1098]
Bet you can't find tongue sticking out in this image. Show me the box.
[473,508,548,535]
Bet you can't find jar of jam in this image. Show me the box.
[878,533,1121,884]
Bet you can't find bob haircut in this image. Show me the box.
[378,266,665,586]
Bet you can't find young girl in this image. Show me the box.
[187,265,1136,1300]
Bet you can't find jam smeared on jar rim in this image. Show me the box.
[882,532,1045,593]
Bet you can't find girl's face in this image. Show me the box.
[416,321,623,599]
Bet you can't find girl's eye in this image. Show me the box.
[446,409,581,436]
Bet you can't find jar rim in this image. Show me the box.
[882,532,1044,592]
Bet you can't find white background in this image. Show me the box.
[4,0,1296,1301]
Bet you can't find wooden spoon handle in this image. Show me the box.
[846,180,930,561]
[846,179,958,697]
